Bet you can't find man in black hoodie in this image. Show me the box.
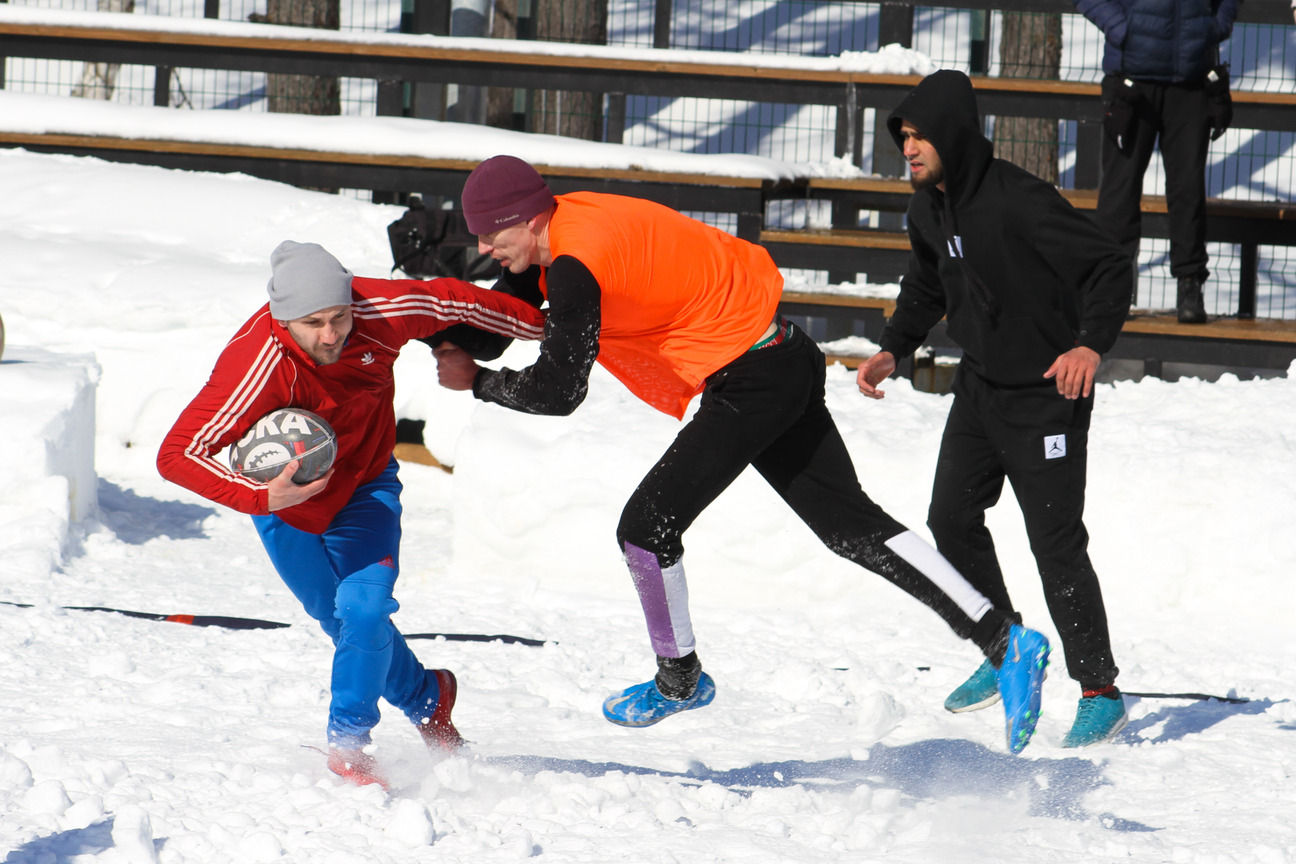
[857,70,1134,748]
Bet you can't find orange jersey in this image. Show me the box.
[541,192,783,418]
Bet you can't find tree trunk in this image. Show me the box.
[996,12,1062,184]
[72,0,135,100]
[264,0,341,117]
[531,0,607,140]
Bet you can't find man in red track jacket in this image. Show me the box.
[158,240,544,787]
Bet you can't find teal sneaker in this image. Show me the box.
[602,672,716,727]
[996,625,1050,754]
[1062,691,1128,748]
[944,659,1001,713]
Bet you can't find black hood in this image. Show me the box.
[886,69,994,205]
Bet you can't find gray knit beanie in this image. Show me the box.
[266,240,354,321]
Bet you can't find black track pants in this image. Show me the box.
[1097,77,1211,280]
[615,324,1009,653]
[927,366,1118,690]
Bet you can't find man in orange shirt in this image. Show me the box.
[434,155,1051,753]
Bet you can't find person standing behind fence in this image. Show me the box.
[1073,0,1239,323]
[855,70,1135,747]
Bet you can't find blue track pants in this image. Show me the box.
[252,457,439,746]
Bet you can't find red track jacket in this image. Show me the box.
[157,276,545,534]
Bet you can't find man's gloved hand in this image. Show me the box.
[1101,75,1139,153]
[1205,64,1232,142]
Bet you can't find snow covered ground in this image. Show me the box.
[3,146,1296,863]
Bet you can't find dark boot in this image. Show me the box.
[655,651,702,699]
[1176,275,1207,324]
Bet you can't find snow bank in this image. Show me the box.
[0,346,100,578]
[3,143,1296,864]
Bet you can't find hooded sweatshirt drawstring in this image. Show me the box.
[939,190,1000,322]
[887,69,1001,324]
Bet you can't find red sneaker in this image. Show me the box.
[326,746,389,790]
[417,668,466,752]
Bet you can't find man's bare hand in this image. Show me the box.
[1044,346,1101,399]
[856,351,897,400]
[433,343,482,391]
[267,460,332,512]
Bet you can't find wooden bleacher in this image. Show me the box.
[760,227,911,277]
[3,122,1291,379]
[778,289,1296,379]
[1,6,1293,164]
[0,128,786,240]
[1,6,1293,378]
[786,176,1295,315]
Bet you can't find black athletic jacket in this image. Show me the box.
[878,70,1133,386]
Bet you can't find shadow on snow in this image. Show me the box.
[1124,694,1279,744]
[486,696,1285,833]
[486,737,1152,830]
[2,817,166,864]
[9,700,1282,858]
[95,478,216,545]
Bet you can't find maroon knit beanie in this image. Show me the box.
[461,155,556,235]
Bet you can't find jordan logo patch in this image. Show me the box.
[1044,434,1067,460]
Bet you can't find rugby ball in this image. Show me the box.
[229,408,336,484]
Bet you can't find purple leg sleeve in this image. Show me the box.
[623,542,696,659]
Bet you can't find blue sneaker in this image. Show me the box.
[602,672,716,727]
[1062,692,1128,748]
[996,625,1050,754]
[944,659,1001,713]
